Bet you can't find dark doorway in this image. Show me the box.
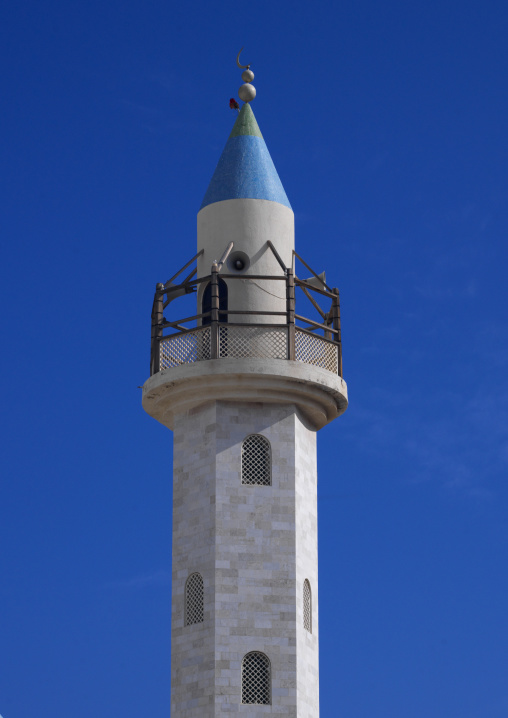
[202,278,228,324]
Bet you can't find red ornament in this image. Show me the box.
[229,98,240,111]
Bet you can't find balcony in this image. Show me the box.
[149,242,343,379]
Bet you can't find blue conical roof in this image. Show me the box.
[200,104,291,211]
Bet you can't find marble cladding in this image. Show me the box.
[171,400,318,717]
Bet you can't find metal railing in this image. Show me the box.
[150,244,343,377]
[159,325,338,374]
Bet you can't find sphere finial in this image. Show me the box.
[236,47,256,103]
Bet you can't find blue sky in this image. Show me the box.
[1,0,508,716]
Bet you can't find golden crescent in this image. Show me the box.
[236,47,250,69]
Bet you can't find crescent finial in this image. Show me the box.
[236,47,250,70]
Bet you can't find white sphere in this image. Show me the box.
[241,69,254,83]
[238,83,256,103]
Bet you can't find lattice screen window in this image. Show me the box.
[241,652,271,704]
[303,579,312,633]
[185,572,204,626]
[241,434,271,486]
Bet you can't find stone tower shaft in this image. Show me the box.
[142,88,347,717]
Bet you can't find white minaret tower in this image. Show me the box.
[142,52,348,717]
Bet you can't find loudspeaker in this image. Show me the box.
[303,271,327,290]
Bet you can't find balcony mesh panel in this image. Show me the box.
[303,579,312,633]
[295,329,338,373]
[219,326,287,360]
[242,435,271,486]
[241,652,271,705]
[160,327,210,369]
[185,573,204,626]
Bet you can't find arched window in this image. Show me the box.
[185,572,204,626]
[303,579,312,633]
[241,652,271,704]
[241,434,271,486]
[202,278,228,324]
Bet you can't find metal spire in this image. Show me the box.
[236,47,256,103]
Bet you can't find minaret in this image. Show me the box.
[142,52,348,718]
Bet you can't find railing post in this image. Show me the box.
[332,287,342,377]
[210,263,219,359]
[324,304,333,342]
[150,283,165,375]
[287,268,295,360]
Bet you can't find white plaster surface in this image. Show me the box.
[171,401,319,717]
[197,199,294,323]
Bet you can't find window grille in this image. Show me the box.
[241,652,271,704]
[303,579,312,633]
[185,572,204,626]
[241,434,271,486]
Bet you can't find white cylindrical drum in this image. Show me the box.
[197,198,294,324]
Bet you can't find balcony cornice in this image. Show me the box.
[142,357,348,431]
